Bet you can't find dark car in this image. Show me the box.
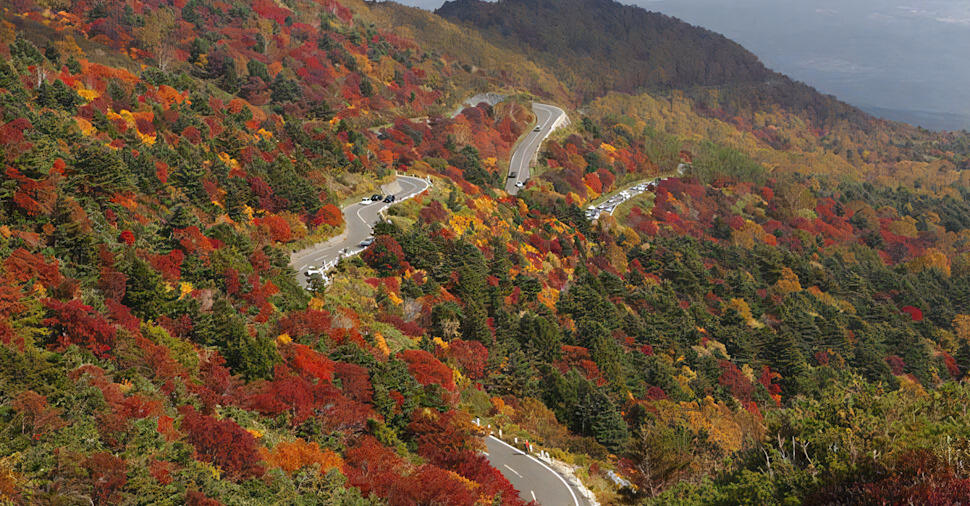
[508,172,517,178]
[383,194,396,203]
[647,183,656,191]
[370,194,382,201]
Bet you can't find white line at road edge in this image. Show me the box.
[291,176,430,281]
[487,435,580,506]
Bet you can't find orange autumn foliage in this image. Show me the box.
[260,439,343,475]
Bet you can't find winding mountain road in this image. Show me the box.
[288,98,582,503]
[289,175,429,286]
[485,436,585,506]
[506,103,568,195]
[291,98,566,285]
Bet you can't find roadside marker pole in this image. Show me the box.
[488,436,580,506]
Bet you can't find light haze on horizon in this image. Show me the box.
[393,0,970,129]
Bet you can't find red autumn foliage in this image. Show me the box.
[277,309,333,341]
[191,352,238,413]
[149,249,185,281]
[758,366,783,406]
[343,436,479,506]
[399,349,456,391]
[185,490,224,506]
[455,452,528,505]
[254,215,292,243]
[43,299,116,357]
[11,390,67,435]
[247,365,330,425]
[886,355,906,376]
[397,465,478,506]
[289,344,335,383]
[362,235,406,276]
[6,166,58,216]
[149,459,173,485]
[98,267,128,301]
[310,204,343,227]
[419,200,449,224]
[901,305,923,322]
[815,350,831,366]
[155,161,169,184]
[408,409,482,467]
[174,227,222,254]
[70,365,163,441]
[177,405,265,480]
[718,360,754,403]
[377,314,426,337]
[440,339,488,379]
[84,452,127,504]
[3,248,64,288]
[343,435,408,496]
[811,450,970,505]
[942,352,961,379]
[334,361,374,403]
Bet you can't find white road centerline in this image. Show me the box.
[488,436,580,506]
[503,464,523,478]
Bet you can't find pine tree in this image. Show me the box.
[591,396,630,452]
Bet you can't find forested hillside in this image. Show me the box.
[437,0,771,100]
[3,0,970,504]
[435,0,964,161]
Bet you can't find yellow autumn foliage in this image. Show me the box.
[374,332,390,358]
[773,267,802,296]
[953,315,970,342]
[909,247,951,277]
[75,117,95,136]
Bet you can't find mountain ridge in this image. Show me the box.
[437,0,774,99]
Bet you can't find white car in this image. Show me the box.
[533,126,541,132]
[360,197,371,205]
[515,181,525,188]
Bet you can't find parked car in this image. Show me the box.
[383,194,396,203]
[508,172,517,178]
[360,237,375,247]
[360,197,371,205]
[370,194,383,201]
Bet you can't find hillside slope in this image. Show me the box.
[437,0,771,100]
[4,0,970,504]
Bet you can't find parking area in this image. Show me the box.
[585,179,660,221]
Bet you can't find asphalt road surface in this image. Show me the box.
[484,436,583,506]
[506,103,567,195]
[289,175,429,286]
